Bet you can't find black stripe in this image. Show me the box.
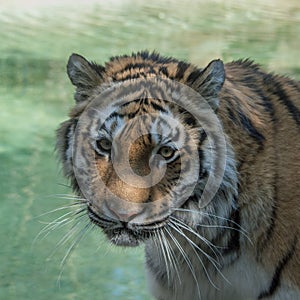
[122,62,148,72]
[64,120,77,161]
[159,66,169,77]
[120,72,149,81]
[120,98,141,108]
[264,75,300,127]
[175,61,190,80]
[198,149,204,178]
[237,110,265,146]
[127,110,140,119]
[150,101,167,113]
[180,112,197,127]
[187,69,203,84]
[222,207,241,256]
[199,129,207,144]
[256,167,278,259]
[106,111,124,121]
[258,236,298,299]
[258,90,275,120]
[257,200,277,259]
[227,107,237,124]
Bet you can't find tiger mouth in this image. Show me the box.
[105,228,146,247]
[87,206,168,246]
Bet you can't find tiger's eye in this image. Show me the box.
[158,146,175,159]
[97,138,112,152]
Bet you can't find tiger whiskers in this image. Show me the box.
[163,225,202,299]
[153,228,182,296]
[34,199,87,243]
[161,227,181,289]
[34,195,91,284]
[170,215,224,262]
[171,218,233,285]
[56,221,93,286]
[174,207,252,244]
[156,229,172,284]
[168,220,223,290]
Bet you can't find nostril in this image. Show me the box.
[106,205,142,222]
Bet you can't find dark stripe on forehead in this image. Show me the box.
[118,72,151,81]
[127,110,140,119]
[106,111,122,120]
[120,98,141,108]
[175,61,190,80]
[159,66,169,77]
[150,101,167,113]
[122,62,151,72]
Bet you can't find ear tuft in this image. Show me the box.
[190,59,225,110]
[67,53,104,102]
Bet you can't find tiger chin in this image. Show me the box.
[56,51,300,300]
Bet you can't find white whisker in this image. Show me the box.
[162,228,182,285]
[170,219,231,286]
[33,207,86,245]
[170,216,223,262]
[57,221,93,285]
[35,203,85,219]
[156,229,171,284]
[168,222,220,291]
[164,225,201,299]
[174,208,252,243]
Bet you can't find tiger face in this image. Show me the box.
[84,102,197,247]
[57,52,235,248]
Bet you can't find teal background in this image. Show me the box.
[1,0,299,299]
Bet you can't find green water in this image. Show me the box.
[1,0,299,299]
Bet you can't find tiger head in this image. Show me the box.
[56,52,237,247]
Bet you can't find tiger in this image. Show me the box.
[56,51,300,300]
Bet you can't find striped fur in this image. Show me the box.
[56,51,300,299]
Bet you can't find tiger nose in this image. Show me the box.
[106,203,145,222]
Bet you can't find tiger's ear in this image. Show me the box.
[67,53,105,102]
[190,59,225,110]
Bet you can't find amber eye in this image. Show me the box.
[96,138,112,153]
[158,146,176,160]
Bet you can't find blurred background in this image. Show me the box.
[1,0,299,299]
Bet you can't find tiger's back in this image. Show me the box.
[56,51,300,299]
